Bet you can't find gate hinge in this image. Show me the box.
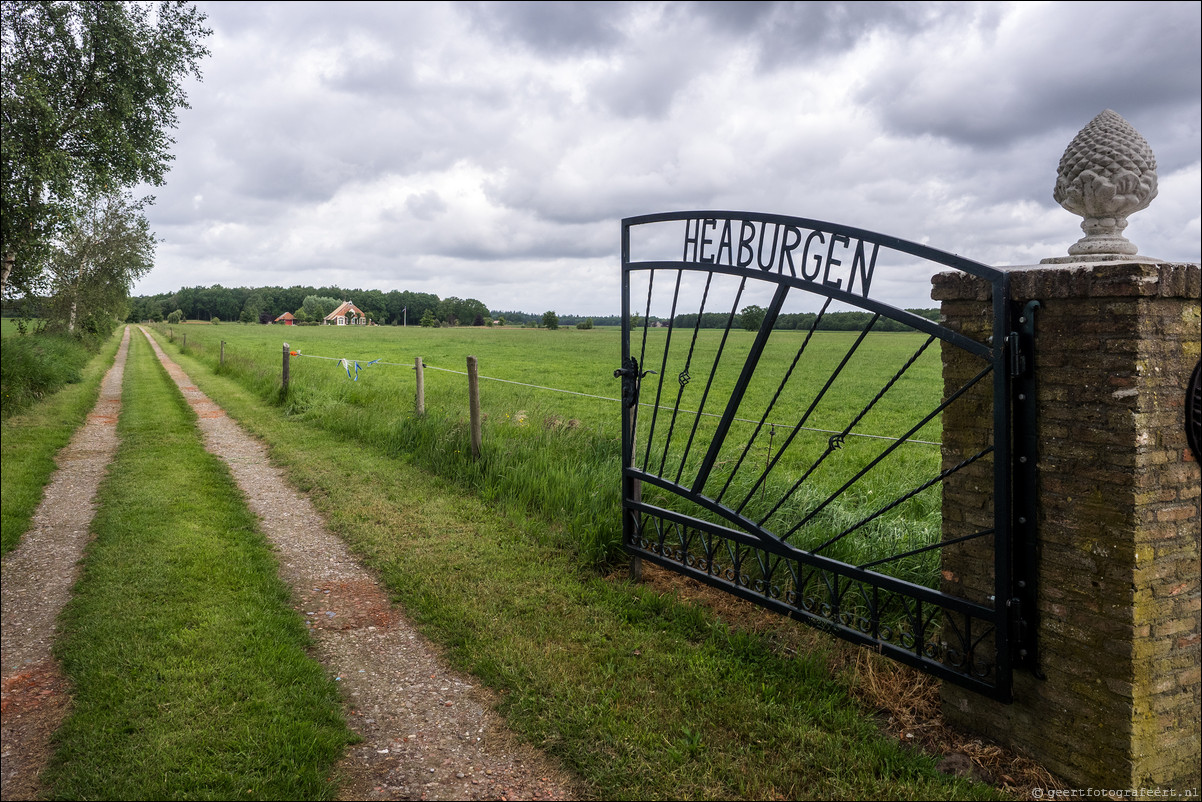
[1008,301,1040,379]
[1008,332,1027,378]
[1009,593,1045,679]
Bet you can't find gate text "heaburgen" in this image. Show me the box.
[682,217,877,298]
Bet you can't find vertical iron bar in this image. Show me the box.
[673,277,747,485]
[620,222,637,558]
[628,402,643,580]
[992,271,1014,701]
[691,283,790,496]
[641,270,685,473]
[714,297,833,504]
[1012,299,1041,676]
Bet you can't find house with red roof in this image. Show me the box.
[324,301,367,326]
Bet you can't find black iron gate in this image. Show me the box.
[617,211,1037,700]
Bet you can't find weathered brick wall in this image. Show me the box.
[934,262,1201,790]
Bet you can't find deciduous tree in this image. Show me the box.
[1,0,211,297]
[739,304,765,331]
[45,190,154,336]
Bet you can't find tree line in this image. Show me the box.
[124,285,493,328]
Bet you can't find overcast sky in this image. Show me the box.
[132,0,1202,315]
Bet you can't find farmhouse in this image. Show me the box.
[324,301,367,326]
[274,311,295,325]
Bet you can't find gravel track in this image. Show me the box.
[1,327,578,800]
[1,326,131,800]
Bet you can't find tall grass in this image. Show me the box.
[1,325,102,419]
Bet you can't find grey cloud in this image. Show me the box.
[857,2,1201,156]
[589,38,707,120]
[462,1,629,55]
[233,144,356,203]
[402,220,611,263]
[133,2,1199,312]
[686,1,979,69]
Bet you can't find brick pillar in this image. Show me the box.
[933,261,1200,789]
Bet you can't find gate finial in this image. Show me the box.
[1042,109,1161,264]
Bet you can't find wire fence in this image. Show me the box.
[290,349,942,447]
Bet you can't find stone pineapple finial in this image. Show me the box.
[1043,109,1160,264]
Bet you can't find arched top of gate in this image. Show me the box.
[622,210,1006,344]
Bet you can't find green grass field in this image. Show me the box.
[152,321,958,585]
[0,320,1009,799]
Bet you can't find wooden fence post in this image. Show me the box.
[282,342,290,393]
[414,357,425,414]
[182,333,186,349]
[220,340,225,366]
[467,355,481,460]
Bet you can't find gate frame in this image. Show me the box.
[618,210,1039,701]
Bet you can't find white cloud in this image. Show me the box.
[133,0,1202,315]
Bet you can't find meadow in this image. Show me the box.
[153,320,956,585]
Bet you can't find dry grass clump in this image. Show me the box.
[848,649,1064,799]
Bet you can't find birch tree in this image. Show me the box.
[45,190,154,336]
